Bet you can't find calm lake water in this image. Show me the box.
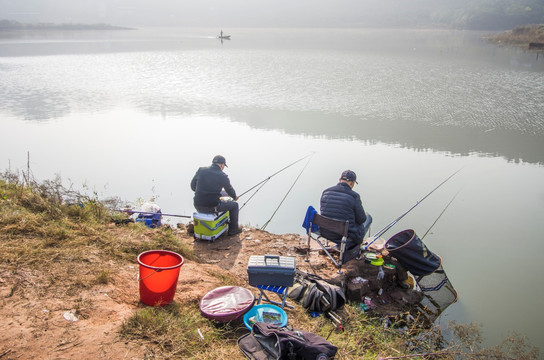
[1,27,543,351]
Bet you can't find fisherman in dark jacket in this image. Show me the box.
[320,170,372,258]
[190,155,242,236]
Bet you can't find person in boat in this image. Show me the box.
[320,170,372,261]
[190,155,242,236]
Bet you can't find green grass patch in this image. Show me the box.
[120,302,242,359]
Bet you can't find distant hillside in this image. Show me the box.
[444,0,544,30]
[354,0,544,30]
[0,0,542,30]
[0,19,133,31]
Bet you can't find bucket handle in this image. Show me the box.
[138,269,162,282]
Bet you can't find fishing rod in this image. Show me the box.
[363,167,463,251]
[421,188,462,241]
[117,209,192,219]
[237,153,315,199]
[260,155,313,230]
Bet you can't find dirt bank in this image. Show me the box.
[0,222,421,359]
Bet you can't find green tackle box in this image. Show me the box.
[247,255,296,287]
[193,211,230,241]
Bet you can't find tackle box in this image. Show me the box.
[193,211,229,241]
[247,255,296,287]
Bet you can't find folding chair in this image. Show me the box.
[303,206,352,274]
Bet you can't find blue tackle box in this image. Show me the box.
[247,255,296,287]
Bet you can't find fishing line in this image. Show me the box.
[239,178,270,211]
[363,167,464,250]
[260,156,313,231]
[237,153,314,199]
[421,187,463,241]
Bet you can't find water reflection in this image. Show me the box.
[2,29,542,165]
[227,108,544,166]
[2,79,541,163]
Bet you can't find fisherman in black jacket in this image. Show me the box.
[190,155,242,236]
[320,170,372,260]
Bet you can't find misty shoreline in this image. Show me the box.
[0,20,135,31]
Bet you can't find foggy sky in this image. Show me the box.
[0,0,469,28]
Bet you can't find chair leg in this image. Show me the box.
[305,231,311,262]
[281,287,289,308]
[337,238,347,274]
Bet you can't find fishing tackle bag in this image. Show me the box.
[238,322,337,360]
[287,270,346,313]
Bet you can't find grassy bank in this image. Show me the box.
[486,24,544,48]
[0,172,539,359]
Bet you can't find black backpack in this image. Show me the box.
[238,322,337,360]
[287,270,346,313]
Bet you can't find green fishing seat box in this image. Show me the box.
[247,255,296,287]
[193,211,230,241]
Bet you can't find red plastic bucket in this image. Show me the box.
[137,250,184,306]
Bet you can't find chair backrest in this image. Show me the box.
[312,213,349,239]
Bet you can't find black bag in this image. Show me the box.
[238,322,337,360]
[288,270,346,313]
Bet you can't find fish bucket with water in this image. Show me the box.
[385,229,441,276]
[137,250,184,306]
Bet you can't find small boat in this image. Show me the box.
[217,30,231,40]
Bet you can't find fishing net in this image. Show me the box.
[415,265,458,323]
[385,229,457,324]
[385,229,441,276]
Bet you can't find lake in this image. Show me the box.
[1,27,543,352]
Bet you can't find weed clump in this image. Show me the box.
[120,302,241,359]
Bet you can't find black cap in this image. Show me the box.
[340,170,357,184]
[212,155,228,167]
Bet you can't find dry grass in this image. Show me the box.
[0,174,195,310]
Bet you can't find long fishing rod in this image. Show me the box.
[260,155,313,230]
[363,167,463,251]
[237,153,314,199]
[117,209,192,219]
[421,188,462,240]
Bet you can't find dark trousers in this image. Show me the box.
[217,200,239,230]
[351,213,373,246]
